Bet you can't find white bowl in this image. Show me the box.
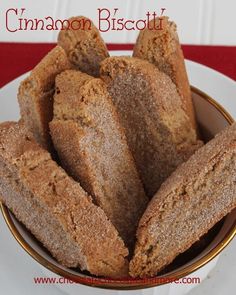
[1,86,235,295]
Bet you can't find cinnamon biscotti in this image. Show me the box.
[0,122,129,278]
[100,56,202,197]
[133,17,196,129]
[18,46,71,150]
[58,16,109,77]
[130,122,236,278]
[50,70,148,248]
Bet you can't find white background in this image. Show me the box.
[0,0,235,45]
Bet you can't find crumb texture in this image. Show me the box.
[17,46,71,150]
[129,122,236,277]
[100,56,202,197]
[0,122,129,278]
[58,16,109,77]
[50,70,148,249]
[133,16,196,129]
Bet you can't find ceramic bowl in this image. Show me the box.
[1,86,235,294]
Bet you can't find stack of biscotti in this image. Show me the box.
[1,14,235,280]
[100,56,203,197]
[0,122,128,278]
[129,122,236,277]
[58,16,109,77]
[50,70,148,248]
[133,16,196,129]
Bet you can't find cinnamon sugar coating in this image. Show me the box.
[50,70,148,249]
[130,123,236,277]
[101,56,202,197]
[0,122,129,278]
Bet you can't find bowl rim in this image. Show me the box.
[0,86,235,290]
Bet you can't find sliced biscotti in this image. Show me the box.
[100,57,202,197]
[0,122,129,278]
[133,17,196,129]
[130,122,236,278]
[58,16,109,77]
[18,46,71,150]
[50,70,148,248]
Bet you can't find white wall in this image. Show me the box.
[0,0,235,45]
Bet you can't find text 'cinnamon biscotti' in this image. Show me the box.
[100,56,202,197]
[58,16,109,77]
[0,122,129,278]
[133,17,196,129]
[50,70,148,249]
[130,122,236,278]
[18,45,71,151]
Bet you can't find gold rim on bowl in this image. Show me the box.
[0,86,235,290]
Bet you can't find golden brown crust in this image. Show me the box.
[58,16,109,77]
[50,70,148,249]
[129,122,236,278]
[133,16,197,130]
[0,121,129,278]
[17,46,71,151]
[100,56,202,197]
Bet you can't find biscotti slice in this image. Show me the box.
[100,56,202,197]
[133,17,196,129]
[50,70,148,248]
[0,122,128,278]
[130,122,236,278]
[58,16,109,77]
[18,46,71,150]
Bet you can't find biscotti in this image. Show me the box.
[50,70,148,248]
[100,56,202,197]
[18,46,71,150]
[133,17,196,129]
[58,16,109,77]
[129,122,236,278]
[0,122,129,278]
